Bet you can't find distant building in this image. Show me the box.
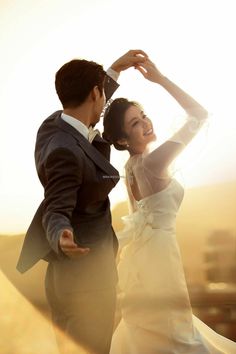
[204,230,236,283]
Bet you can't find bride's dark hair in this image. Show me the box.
[103,98,141,151]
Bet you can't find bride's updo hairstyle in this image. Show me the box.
[103,98,141,151]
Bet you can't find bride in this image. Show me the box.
[103,58,236,353]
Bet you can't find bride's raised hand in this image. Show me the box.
[135,58,165,84]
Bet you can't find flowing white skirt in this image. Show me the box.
[110,223,236,354]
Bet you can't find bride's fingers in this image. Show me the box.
[135,60,152,71]
[132,49,149,58]
[140,58,154,67]
[135,65,148,77]
[131,56,147,65]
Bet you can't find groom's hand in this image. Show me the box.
[59,229,90,259]
[111,49,148,73]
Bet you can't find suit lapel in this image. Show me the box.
[92,134,111,160]
[56,116,119,185]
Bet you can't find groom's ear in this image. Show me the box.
[91,86,101,101]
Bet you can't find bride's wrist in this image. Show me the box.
[157,75,169,85]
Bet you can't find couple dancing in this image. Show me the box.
[17,50,236,353]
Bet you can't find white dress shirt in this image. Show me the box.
[61,67,119,141]
[61,113,89,139]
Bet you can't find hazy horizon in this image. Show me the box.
[1,178,236,236]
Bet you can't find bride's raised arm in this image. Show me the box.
[136,59,208,175]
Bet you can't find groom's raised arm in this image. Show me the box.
[104,71,119,102]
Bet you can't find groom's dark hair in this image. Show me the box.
[55,59,106,108]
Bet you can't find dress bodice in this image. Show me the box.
[118,178,184,247]
[136,178,184,230]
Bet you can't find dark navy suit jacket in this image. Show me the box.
[17,76,120,289]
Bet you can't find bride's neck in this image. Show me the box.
[129,146,150,158]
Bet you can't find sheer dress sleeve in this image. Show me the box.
[168,114,208,145]
[141,113,209,179]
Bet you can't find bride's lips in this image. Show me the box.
[144,127,154,136]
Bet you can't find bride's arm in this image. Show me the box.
[136,59,208,120]
[136,59,208,174]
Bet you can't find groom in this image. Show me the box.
[17,50,147,353]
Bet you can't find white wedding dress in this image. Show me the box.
[110,116,236,354]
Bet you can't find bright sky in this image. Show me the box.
[0,0,235,234]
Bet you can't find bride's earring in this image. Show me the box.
[126,144,130,148]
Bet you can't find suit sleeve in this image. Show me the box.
[104,74,119,102]
[42,147,82,254]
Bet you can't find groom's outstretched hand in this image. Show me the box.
[59,229,90,259]
[111,49,148,73]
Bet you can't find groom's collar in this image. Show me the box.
[61,112,89,140]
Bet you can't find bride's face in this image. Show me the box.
[122,104,156,154]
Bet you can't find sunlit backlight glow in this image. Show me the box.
[1,0,236,233]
